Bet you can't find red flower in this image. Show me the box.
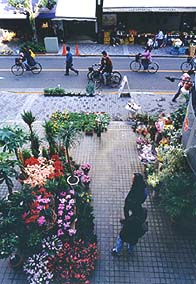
[24,157,40,166]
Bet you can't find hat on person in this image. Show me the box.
[102,50,107,56]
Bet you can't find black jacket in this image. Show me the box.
[124,187,147,218]
[120,207,147,244]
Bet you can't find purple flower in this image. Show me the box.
[66,204,71,211]
[58,210,63,216]
[57,229,64,236]
[70,189,75,195]
[65,215,71,221]
[60,191,66,197]
[68,228,76,236]
[69,199,75,205]
[37,216,46,226]
[81,175,91,184]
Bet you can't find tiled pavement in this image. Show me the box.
[0,90,196,284]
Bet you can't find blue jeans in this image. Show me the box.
[115,235,135,254]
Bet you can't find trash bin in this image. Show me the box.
[44,37,59,53]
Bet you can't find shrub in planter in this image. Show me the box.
[160,172,196,230]
[44,87,65,96]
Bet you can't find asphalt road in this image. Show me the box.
[0,56,189,92]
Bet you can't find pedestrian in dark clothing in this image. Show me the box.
[64,46,79,76]
[122,173,147,221]
[111,205,148,256]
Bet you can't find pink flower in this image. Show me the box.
[37,216,46,226]
[57,229,64,236]
[68,228,76,236]
[58,210,63,216]
[81,175,91,184]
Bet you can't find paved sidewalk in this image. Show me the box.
[1,40,187,57]
[0,91,195,284]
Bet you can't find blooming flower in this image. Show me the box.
[37,216,46,226]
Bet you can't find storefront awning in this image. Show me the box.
[103,0,196,12]
[55,0,96,21]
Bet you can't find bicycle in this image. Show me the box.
[11,58,42,76]
[91,70,122,88]
[180,57,196,73]
[129,54,159,74]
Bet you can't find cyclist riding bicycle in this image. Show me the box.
[141,47,152,70]
[99,50,113,85]
[20,45,36,70]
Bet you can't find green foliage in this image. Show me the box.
[21,111,36,130]
[0,152,19,195]
[160,172,196,219]
[170,104,187,130]
[0,233,19,259]
[20,41,46,52]
[0,125,28,156]
[43,88,87,97]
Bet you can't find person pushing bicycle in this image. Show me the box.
[99,51,113,85]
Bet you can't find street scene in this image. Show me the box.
[0,1,196,284]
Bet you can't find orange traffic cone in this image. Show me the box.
[75,43,80,56]
[62,43,67,56]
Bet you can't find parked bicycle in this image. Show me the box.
[180,57,196,73]
[90,69,122,88]
[130,53,159,73]
[11,57,42,76]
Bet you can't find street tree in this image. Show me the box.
[8,0,56,41]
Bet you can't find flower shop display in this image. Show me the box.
[0,110,98,283]
[45,110,110,137]
[133,103,196,230]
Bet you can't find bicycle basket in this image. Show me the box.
[15,58,21,65]
[135,53,141,62]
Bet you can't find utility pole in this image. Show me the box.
[96,0,103,43]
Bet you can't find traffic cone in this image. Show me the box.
[75,43,80,56]
[62,43,67,56]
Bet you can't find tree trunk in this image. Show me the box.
[29,13,38,42]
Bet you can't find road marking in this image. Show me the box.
[0,76,4,79]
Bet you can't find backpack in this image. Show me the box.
[29,49,35,58]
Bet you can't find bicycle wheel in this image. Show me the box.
[180,62,193,73]
[130,60,141,72]
[112,71,122,82]
[110,74,122,88]
[148,62,159,74]
[11,64,24,76]
[31,62,42,74]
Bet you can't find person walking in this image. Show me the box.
[121,173,147,222]
[111,205,148,256]
[156,29,164,48]
[172,73,192,102]
[64,46,79,76]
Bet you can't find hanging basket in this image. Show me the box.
[67,175,79,186]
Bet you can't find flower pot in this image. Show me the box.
[67,175,79,186]
[9,253,24,269]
